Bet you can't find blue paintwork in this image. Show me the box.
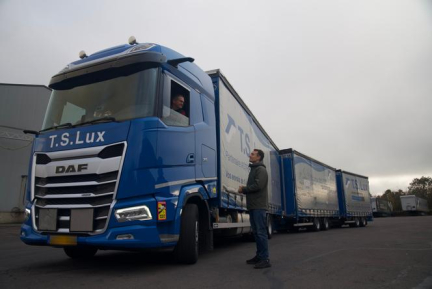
[281,154,297,218]
[336,171,348,217]
[212,76,222,208]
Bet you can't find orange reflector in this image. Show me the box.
[49,235,77,246]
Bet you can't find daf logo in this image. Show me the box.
[55,164,88,174]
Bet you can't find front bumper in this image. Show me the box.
[20,223,177,249]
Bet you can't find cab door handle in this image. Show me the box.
[186,153,195,163]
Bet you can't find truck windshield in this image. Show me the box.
[42,68,158,130]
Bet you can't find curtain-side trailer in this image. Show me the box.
[336,170,373,227]
[278,149,339,231]
[208,70,282,238]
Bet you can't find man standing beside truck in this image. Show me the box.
[238,149,271,269]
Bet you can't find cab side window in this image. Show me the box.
[162,76,190,127]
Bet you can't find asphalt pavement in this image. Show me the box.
[1,216,431,289]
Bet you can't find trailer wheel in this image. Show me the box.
[175,203,199,264]
[310,218,321,232]
[63,246,97,259]
[267,214,273,239]
[321,218,330,231]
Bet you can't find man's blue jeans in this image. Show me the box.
[249,209,269,260]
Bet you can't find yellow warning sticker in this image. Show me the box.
[158,201,167,221]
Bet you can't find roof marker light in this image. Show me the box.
[128,36,138,45]
[79,50,87,59]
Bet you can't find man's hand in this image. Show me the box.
[238,186,244,194]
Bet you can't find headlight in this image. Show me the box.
[115,205,152,222]
[24,208,31,222]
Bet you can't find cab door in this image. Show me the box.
[157,73,195,183]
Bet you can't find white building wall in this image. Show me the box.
[0,84,51,223]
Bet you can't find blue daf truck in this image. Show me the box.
[21,38,372,264]
[21,38,282,264]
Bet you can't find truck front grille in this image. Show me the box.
[35,182,116,197]
[32,142,126,235]
[35,171,118,185]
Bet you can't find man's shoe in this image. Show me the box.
[246,256,260,264]
[254,259,271,269]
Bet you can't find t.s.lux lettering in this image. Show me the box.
[49,131,105,148]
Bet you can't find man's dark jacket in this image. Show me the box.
[243,162,268,210]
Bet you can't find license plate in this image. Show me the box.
[49,235,77,246]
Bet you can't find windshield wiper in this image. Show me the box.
[39,122,73,133]
[73,116,117,128]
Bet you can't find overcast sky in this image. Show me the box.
[1,0,431,195]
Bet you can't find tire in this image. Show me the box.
[349,217,360,228]
[63,246,97,259]
[359,217,366,227]
[175,204,199,264]
[267,214,273,239]
[310,218,321,232]
[321,218,330,231]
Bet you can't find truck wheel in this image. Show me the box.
[175,203,199,264]
[63,246,97,259]
[267,214,273,239]
[310,218,321,232]
[359,217,366,227]
[349,217,360,228]
[321,218,330,231]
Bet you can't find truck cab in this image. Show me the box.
[21,39,217,263]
